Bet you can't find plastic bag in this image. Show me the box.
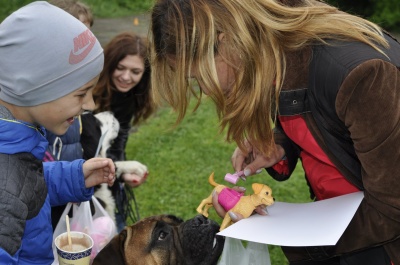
[52,196,117,264]
[218,237,271,265]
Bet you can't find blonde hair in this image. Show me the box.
[150,0,387,155]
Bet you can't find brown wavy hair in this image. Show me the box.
[49,0,94,27]
[149,0,387,155]
[93,32,155,125]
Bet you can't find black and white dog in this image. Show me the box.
[93,111,148,221]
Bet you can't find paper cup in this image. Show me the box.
[55,231,93,265]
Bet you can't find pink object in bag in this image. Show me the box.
[52,197,117,264]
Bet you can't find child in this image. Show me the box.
[0,2,115,264]
[44,0,96,231]
[48,0,93,28]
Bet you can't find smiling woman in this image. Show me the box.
[93,32,154,128]
[112,54,145,93]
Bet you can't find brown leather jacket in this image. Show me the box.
[269,34,400,264]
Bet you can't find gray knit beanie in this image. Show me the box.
[0,1,104,106]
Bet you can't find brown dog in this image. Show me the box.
[92,214,225,265]
[197,172,274,230]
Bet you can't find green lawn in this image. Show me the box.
[125,97,312,264]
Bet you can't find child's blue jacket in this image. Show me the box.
[0,106,93,264]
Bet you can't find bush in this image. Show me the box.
[2,0,33,21]
[370,0,400,30]
[326,0,400,30]
[1,0,154,22]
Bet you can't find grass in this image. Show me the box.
[79,0,154,18]
[125,96,312,264]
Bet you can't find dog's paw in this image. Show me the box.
[115,160,148,177]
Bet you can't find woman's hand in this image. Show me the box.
[83,157,116,188]
[231,141,285,179]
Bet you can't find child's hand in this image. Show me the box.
[83,157,116,188]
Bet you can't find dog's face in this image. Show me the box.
[252,183,275,206]
[93,214,225,265]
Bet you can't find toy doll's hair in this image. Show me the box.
[150,0,387,155]
[93,32,155,125]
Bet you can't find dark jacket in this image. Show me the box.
[46,116,83,161]
[106,89,137,161]
[267,34,400,263]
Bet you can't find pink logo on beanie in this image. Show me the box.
[69,29,97,64]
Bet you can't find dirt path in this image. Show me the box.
[91,13,150,46]
[91,14,400,48]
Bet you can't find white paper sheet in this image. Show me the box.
[217,191,364,246]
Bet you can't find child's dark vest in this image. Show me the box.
[278,33,400,189]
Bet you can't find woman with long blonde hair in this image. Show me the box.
[149,0,400,264]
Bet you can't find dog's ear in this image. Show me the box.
[92,229,128,265]
[252,183,264,194]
